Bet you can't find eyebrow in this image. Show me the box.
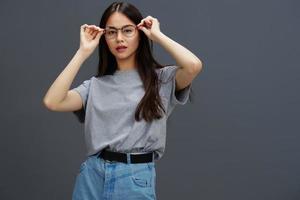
[106,24,135,29]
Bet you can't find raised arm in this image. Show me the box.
[137,16,203,91]
[43,49,88,112]
[43,24,104,112]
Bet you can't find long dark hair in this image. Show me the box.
[92,1,193,122]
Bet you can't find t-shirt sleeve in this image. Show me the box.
[71,79,91,123]
[160,65,192,106]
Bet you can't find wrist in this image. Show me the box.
[152,31,166,44]
[76,48,90,60]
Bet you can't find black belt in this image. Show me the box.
[98,148,154,164]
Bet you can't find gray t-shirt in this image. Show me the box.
[72,65,192,161]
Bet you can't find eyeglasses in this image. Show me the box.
[104,24,138,39]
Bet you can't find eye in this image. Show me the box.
[124,29,133,33]
[107,30,116,35]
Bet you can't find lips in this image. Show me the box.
[116,45,127,50]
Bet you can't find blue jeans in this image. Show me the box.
[72,151,157,200]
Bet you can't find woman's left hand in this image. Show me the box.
[137,16,162,42]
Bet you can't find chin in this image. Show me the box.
[114,54,129,60]
[114,51,134,60]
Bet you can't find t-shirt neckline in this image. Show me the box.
[114,67,138,77]
[114,67,138,76]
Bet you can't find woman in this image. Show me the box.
[43,1,203,199]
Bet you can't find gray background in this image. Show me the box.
[1,0,299,199]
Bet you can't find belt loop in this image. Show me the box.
[152,152,154,162]
[127,152,131,164]
[96,150,101,158]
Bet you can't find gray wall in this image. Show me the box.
[1,0,299,199]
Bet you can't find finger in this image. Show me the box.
[95,30,102,40]
[91,30,97,38]
[92,27,102,37]
[137,22,143,27]
[140,21,148,28]
[86,25,96,32]
[84,25,90,32]
[140,18,151,27]
[86,25,91,32]
[141,21,151,29]
[92,25,99,31]
[146,16,154,21]
[81,24,87,30]
[137,21,142,26]
[89,25,101,31]
[147,16,157,21]
[138,19,146,26]
[96,27,103,32]
[145,19,152,25]
[139,26,148,34]
[145,16,157,24]
[91,28,101,38]
[81,24,88,32]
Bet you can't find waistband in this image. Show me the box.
[97,148,154,164]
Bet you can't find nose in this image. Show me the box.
[116,30,124,41]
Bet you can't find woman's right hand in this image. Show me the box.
[78,24,105,57]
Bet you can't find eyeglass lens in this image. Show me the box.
[105,25,136,38]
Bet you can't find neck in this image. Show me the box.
[116,52,137,71]
[116,66,137,71]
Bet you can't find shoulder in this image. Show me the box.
[155,65,179,82]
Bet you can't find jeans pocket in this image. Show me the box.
[131,163,153,188]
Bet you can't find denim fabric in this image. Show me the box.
[72,151,157,200]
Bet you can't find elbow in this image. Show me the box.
[190,59,203,74]
[43,98,56,111]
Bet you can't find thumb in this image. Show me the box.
[94,30,103,40]
[80,24,88,35]
[138,26,148,35]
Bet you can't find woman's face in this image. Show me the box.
[104,12,140,62]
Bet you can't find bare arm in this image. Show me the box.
[153,32,203,73]
[137,16,203,91]
[153,32,203,91]
[43,24,105,112]
[42,49,88,111]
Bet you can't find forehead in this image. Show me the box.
[106,12,135,28]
